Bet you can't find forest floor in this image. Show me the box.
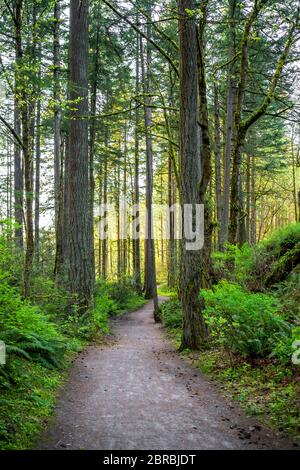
[36,299,297,450]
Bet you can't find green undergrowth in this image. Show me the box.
[160,297,300,437]
[157,283,177,297]
[0,272,144,450]
[159,229,300,438]
[198,349,300,438]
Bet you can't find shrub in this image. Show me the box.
[271,326,300,364]
[92,295,118,334]
[159,298,182,330]
[202,281,291,359]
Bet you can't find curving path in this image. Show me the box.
[37,299,295,450]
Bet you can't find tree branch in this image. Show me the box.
[101,0,179,76]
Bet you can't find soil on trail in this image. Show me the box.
[37,299,296,450]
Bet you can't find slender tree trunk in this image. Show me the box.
[168,154,176,288]
[13,98,23,249]
[214,84,223,250]
[101,135,108,279]
[220,0,238,249]
[251,154,256,244]
[140,17,159,319]
[246,152,251,243]
[14,0,35,297]
[291,136,299,222]
[122,122,128,275]
[133,26,142,291]
[53,0,64,277]
[197,1,214,289]
[237,169,246,245]
[34,82,41,263]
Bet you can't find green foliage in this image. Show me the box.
[157,283,177,297]
[96,278,145,314]
[273,271,300,321]
[92,295,118,334]
[271,326,300,364]
[0,358,64,450]
[0,224,23,283]
[159,298,182,330]
[261,223,300,256]
[0,270,145,449]
[197,349,300,437]
[202,281,291,359]
[0,275,67,377]
[212,243,255,284]
[250,223,300,290]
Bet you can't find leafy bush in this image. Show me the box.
[159,298,182,330]
[202,281,291,359]
[92,295,118,333]
[271,326,300,364]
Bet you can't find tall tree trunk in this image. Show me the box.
[197,1,213,289]
[14,0,35,297]
[291,134,299,222]
[237,169,246,245]
[53,0,64,277]
[34,80,41,263]
[13,98,23,249]
[88,24,100,287]
[245,151,251,243]
[101,133,108,279]
[23,105,34,298]
[178,0,207,350]
[251,153,256,244]
[214,83,223,250]
[220,0,238,249]
[140,16,159,320]
[133,26,142,291]
[168,154,176,288]
[122,122,128,275]
[66,0,92,310]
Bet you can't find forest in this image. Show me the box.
[0,0,299,452]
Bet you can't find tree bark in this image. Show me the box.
[140,14,159,320]
[220,0,238,250]
[214,83,223,250]
[178,0,207,350]
[133,25,142,291]
[66,0,93,310]
[53,0,64,278]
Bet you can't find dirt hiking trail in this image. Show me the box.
[37,299,296,450]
